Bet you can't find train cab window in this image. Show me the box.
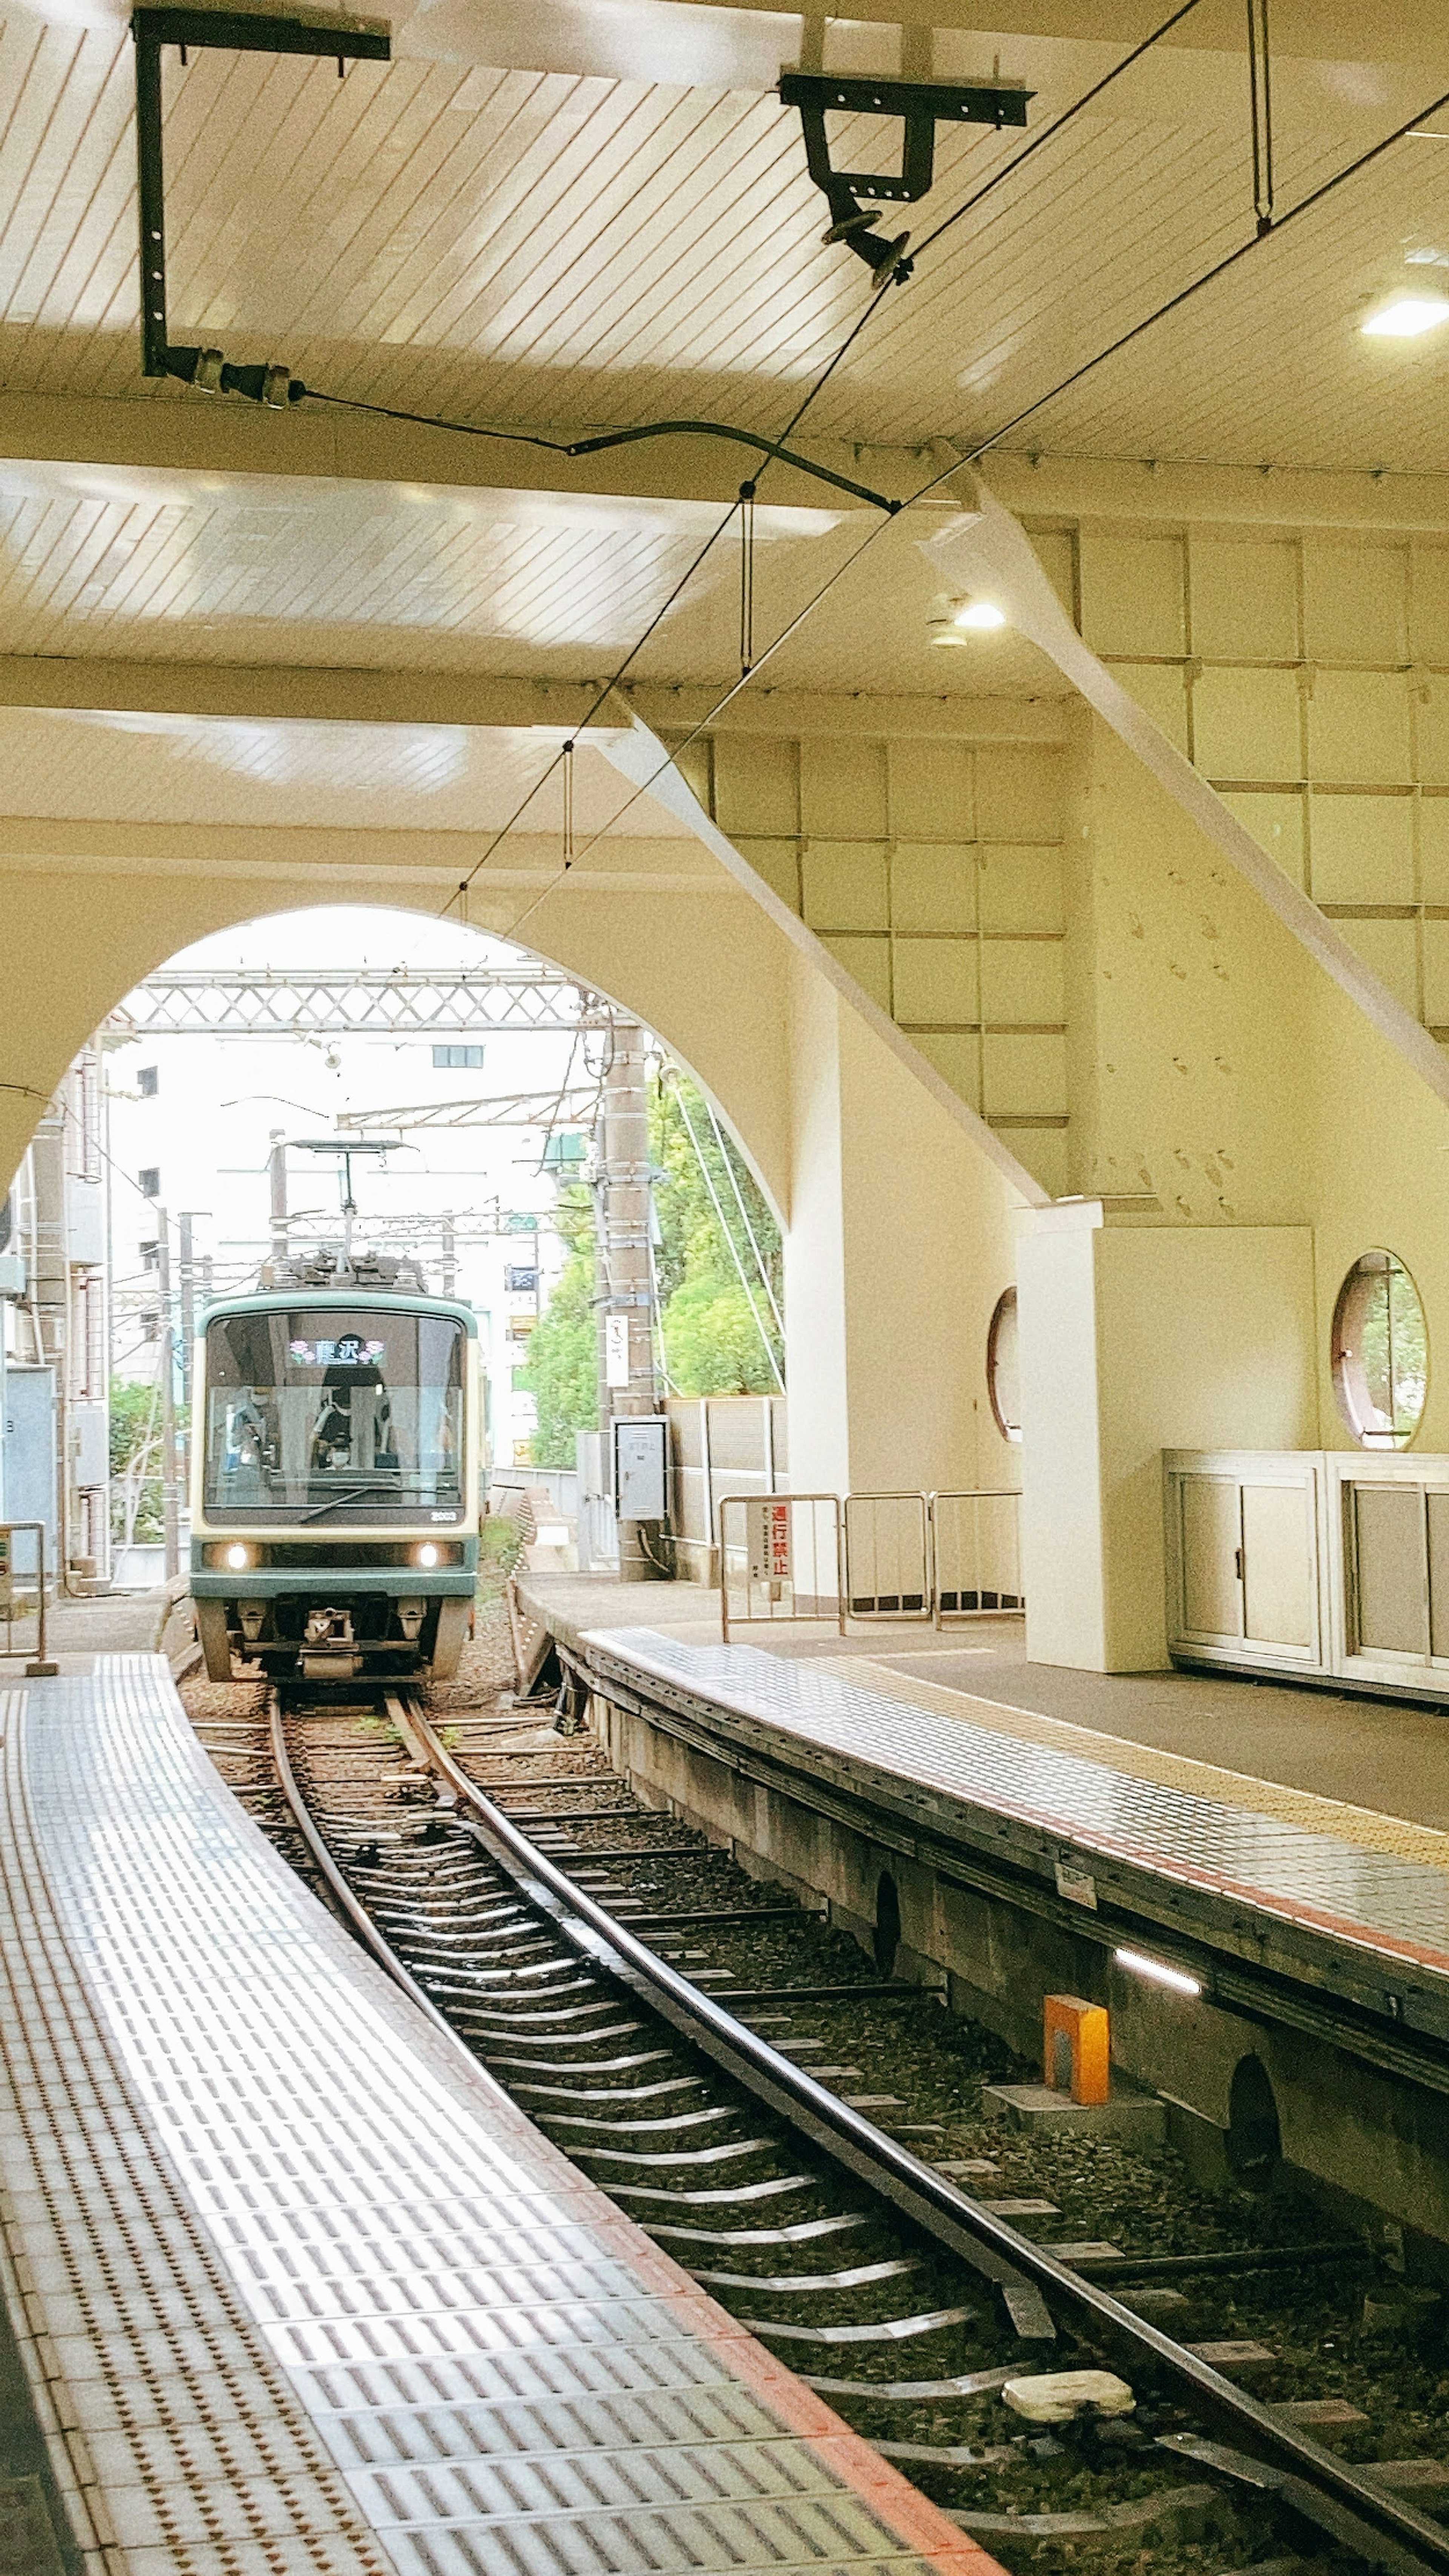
[987,1287,1023,1444]
[203,1307,465,1522]
[1331,1250,1427,1450]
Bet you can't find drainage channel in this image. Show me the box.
[190,1674,1449,2576]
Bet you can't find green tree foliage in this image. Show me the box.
[652,1076,783,1396]
[520,1076,784,1461]
[109,1373,188,1543]
[520,1184,597,1468]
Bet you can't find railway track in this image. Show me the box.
[189,1672,1449,2575]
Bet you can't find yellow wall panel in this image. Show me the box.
[1113,661,1189,754]
[892,937,980,1025]
[800,735,888,838]
[1331,915,1418,1016]
[1193,666,1301,781]
[981,939,1065,1024]
[1420,797,1449,902]
[1189,536,1298,661]
[975,745,1065,843]
[978,845,1064,933]
[735,837,801,911]
[1217,789,1306,887]
[802,841,889,931]
[891,843,975,934]
[820,933,892,1012]
[983,1030,1068,1117]
[1079,531,1186,657]
[1302,541,1408,664]
[887,737,974,839]
[714,734,797,835]
[910,1029,981,1106]
[1014,1128,1069,1198]
[1412,680,1449,786]
[1026,526,1077,621]
[1308,670,1412,785]
[1308,794,1415,906]
[1420,920,1449,1026]
[1410,544,1449,665]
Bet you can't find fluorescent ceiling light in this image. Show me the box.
[955,597,1008,629]
[1362,295,1449,338]
[1113,1945,1201,1997]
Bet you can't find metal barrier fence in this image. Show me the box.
[719,1494,844,1642]
[929,1489,1023,1627]
[0,1522,58,1676]
[843,1489,931,1619]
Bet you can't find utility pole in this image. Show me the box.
[595,1023,660,1580]
[268,1130,288,1269]
[440,1213,457,1301]
[154,1209,180,1582]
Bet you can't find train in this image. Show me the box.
[190,1254,481,1684]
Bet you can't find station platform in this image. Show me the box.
[519,1571,1449,1837]
[0,1653,996,2576]
[542,1611,1449,2064]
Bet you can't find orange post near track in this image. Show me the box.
[1043,1994,1110,2105]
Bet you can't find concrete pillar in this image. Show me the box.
[1017,1201,1320,1671]
[596,1022,661,1580]
[781,955,1023,1501]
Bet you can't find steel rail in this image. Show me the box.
[394,1689,1449,2576]
[266,1693,490,2084]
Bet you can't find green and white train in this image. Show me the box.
[190,1268,480,1684]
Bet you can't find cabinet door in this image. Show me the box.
[1351,1483,1427,1660]
[1240,1480,1316,1654]
[1179,1475,1243,1642]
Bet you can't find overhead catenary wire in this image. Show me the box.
[501,57,1449,950]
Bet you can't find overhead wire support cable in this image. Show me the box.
[739,483,757,679]
[1246,0,1275,234]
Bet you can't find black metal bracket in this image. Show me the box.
[132,8,390,384]
[780,69,1031,208]
[779,70,1031,288]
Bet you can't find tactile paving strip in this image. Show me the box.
[0,1657,994,2576]
[818,1659,1449,1870]
[590,1630,1449,1983]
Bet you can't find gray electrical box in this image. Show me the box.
[613,1417,668,1521]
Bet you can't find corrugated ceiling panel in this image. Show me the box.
[0,28,1442,471]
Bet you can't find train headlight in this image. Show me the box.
[225,1543,253,1572]
[414,1541,440,1570]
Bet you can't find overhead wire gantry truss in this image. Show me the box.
[107,968,610,1040]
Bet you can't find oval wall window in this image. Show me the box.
[1331,1249,1427,1449]
[987,1286,1022,1444]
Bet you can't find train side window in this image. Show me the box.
[987,1287,1022,1444]
[1332,1250,1427,1450]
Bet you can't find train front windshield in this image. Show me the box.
[204,1309,465,1524]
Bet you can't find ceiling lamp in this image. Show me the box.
[1362,294,1449,337]
[929,596,1008,643]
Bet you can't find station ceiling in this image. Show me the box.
[0,0,1445,862]
[0,0,1447,480]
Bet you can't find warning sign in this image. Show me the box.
[746,1498,791,1586]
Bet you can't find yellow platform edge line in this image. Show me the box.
[805,1658,1449,1875]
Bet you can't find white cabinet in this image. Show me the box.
[1166,1448,1449,1703]
[1166,1453,1324,1673]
